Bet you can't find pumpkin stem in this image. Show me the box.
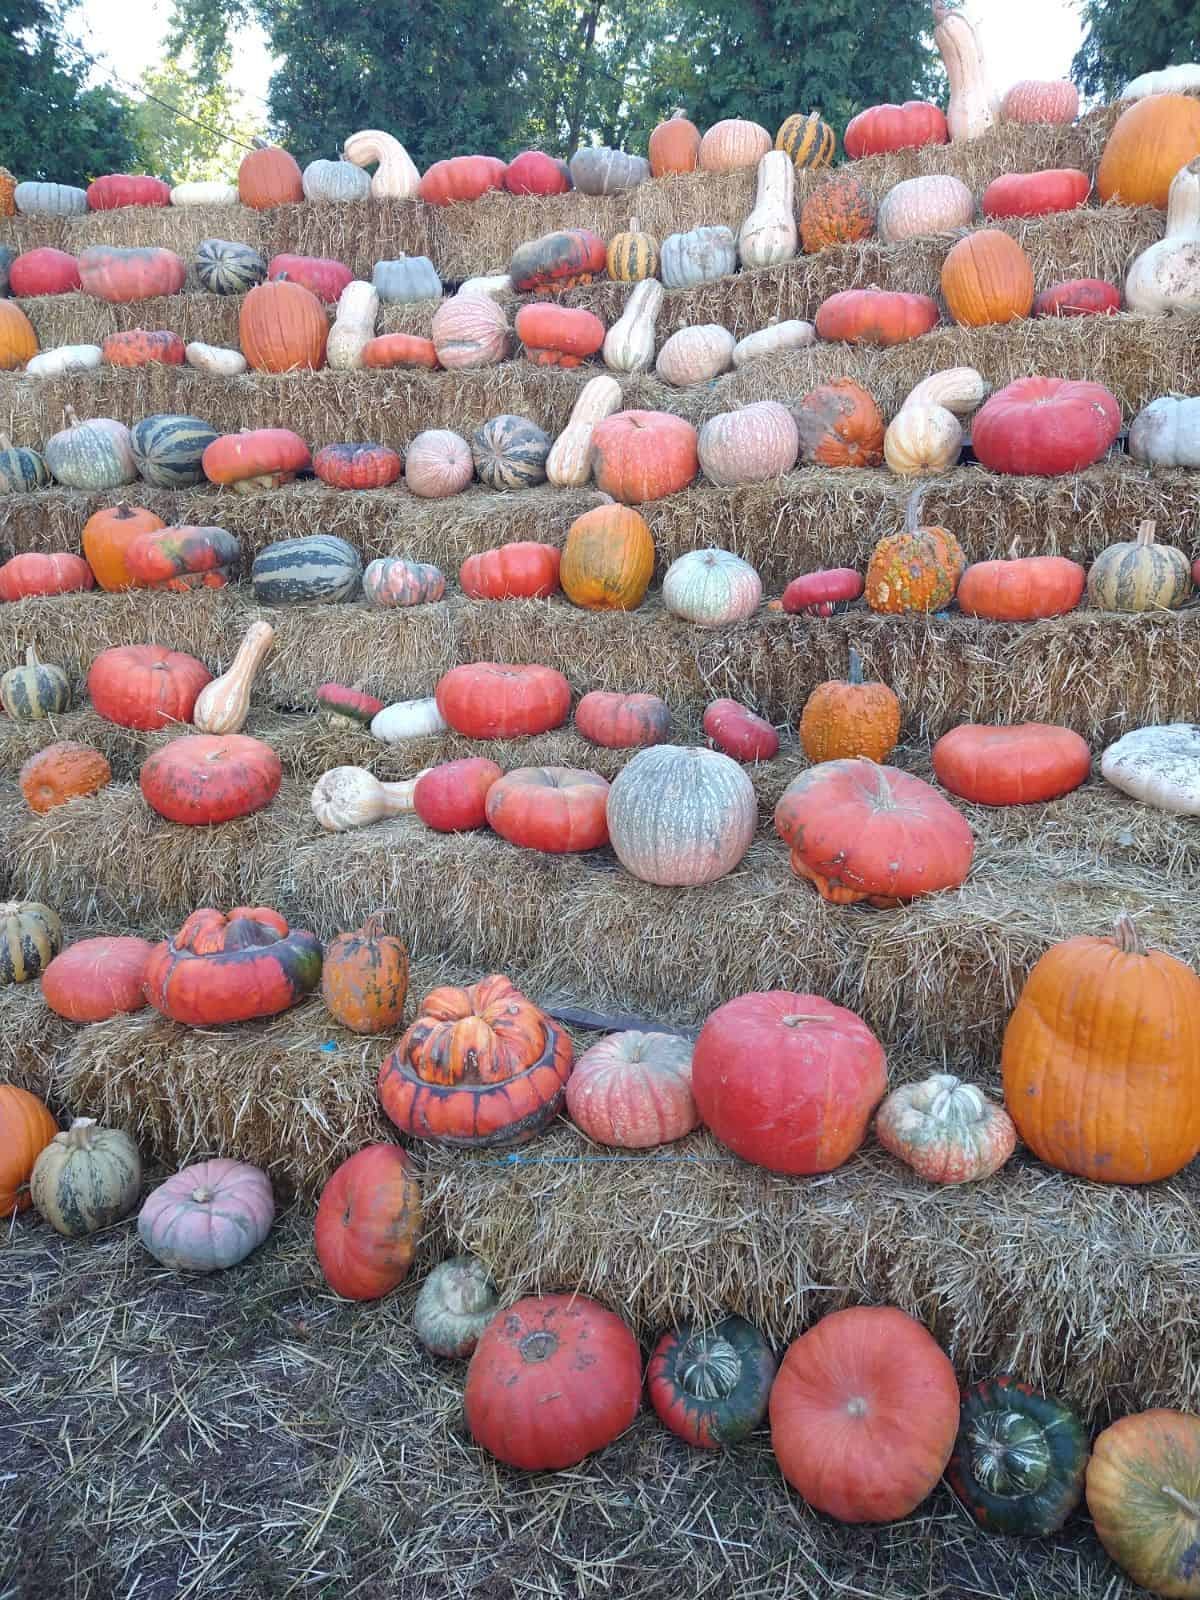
[191,1187,213,1204]
[0,434,12,450]
[1006,537,1021,560]
[23,645,39,668]
[629,216,640,234]
[1161,1484,1200,1518]
[1134,518,1157,548]
[65,1117,98,1150]
[847,647,865,686]
[1113,914,1145,956]
[361,910,390,939]
[904,488,925,534]
[64,406,80,427]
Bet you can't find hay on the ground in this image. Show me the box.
[0,978,77,1102]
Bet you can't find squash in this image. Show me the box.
[361,332,438,370]
[373,255,442,304]
[509,229,606,294]
[0,901,63,983]
[459,273,513,299]
[655,324,736,386]
[144,910,321,1026]
[371,697,449,743]
[0,433,51,493]
[606,218,659,282]
[343,129,420,199]
[316,683,384,729]
[932,722,1091,805]
[313,442,401,491]
[982,168,1090,218]
[515,302,605,369]
[138,1159,275,1271]
[363,558,446,607]
[884,401,963,476]
[877,174,974,241]
[603,276,663,373]
[875,1074,1016,1184]
[560,502,654,610]
[659,225,737,289]
[1086,1411,1200,1598]
[1130,395,1200,468]
[26,345,103,378]
[321,914,409,1034]
[546,375,623,487]
[799,648,901,764]
[566,1030,697,1148]
[1122,65,1200,99]
[1,646,70,720]
[782,568,864,616]
[948,1378,1089,1536]
[1087,519,1192,612]
[1101,723,1200,816]
[404,430,474,498]
[901,366,989,416]
[732,319,815,366]
[311,766,426,831]
[185,342,247,377]
[1000,79,1079,124]
[413,1257,498,1358]
[0,1085,58,1214]
[649,1317,776,1450]
[195,238,267,296]
[699,401,799,485]
[326,280,379,371]
[662,548,762,626]
[568,146,649,195]
[315,1144,421,1300]
[192,620,274,735]
[1098,96,1200,209]
[251,535,363,604]
[44,409,137,490]
[1125,158,1200,315]
[776,110,836,171]
[737,151,797,269]
[471,414,551,490]
[130,414,219,489]
[31,1118,142,1237]
[203,428,312,493]
[171,180,238,206]
[605,744,756,886]
[302,156,371,203]
[934,0,1000,141]
[40,936,154,1023]
[20,742,111,813]
[699,119,771,173]
[78,245,186,303]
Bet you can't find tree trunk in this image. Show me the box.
[565,1,602,153]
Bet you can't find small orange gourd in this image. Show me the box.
[799,649,901,764]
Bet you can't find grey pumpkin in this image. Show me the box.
[0,244,13,298]
[302,158,372,203]
[569,146,650,196]
[660,226,738,290]
[372,255,443,304]
[470,415,551,490]
[44,409,138,492]
[14,181,87,217]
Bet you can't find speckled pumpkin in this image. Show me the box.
[800,173,876,252]
[866,493,965,613]
[321,914,409,1034]
[799,648,901,764]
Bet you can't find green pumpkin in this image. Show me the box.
[31,1118,142,1236]
[647,1316,777,1448]
[947,1376,1090,1536]
[251,535,363,605]
[470,414,551,490]
[0,900,63,984]
[1,646,70,721]
[44,411,137,492]
[0,433,51,493]
[131,414,220,489]
[195,238,268,296]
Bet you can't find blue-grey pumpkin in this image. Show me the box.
[44,411,138,491]
[372,255,443,304]
[660,226,737,290]
[568,147,650,196]
[251,535,363,605]
[131,414,220,489]
[302,159,371,203]
[0,436,51,493]
[470,415,552,490]
[195,238,268,296]
[14,181,87,218]
[0,245,13,298]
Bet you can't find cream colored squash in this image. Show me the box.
[185,342,247,377]
[1125,158,1200,314]
[1128,394,1200,468]
[459,274,514,300]
[877,175,974,241]
[170,181,238,207]
[655,324,736,387]
[884,403,963,474]
[662,548,762,625]
[732,318,815,367]
[1122,64,1200,100]
[737,150,797,269]
[31,1118,142,1236]
[26,344,103,377]
[546,375,623,487]
[370,697,448,742]
[1101,724,1200,814]
[327,280,380,371]
[933,0,1000,140]
[342,129,420,200]
[311,765,430,831]
[900,366,989,417]
[193,620,275,735]
[603,277,664,374]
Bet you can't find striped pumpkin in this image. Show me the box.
[44,410,137,491]
[0,435,50,493]
[363,558,447,608]
[775,112,836,171]
[14,181,87,217]
[30,1118,142,1237]
[607,220,660,282]
[0,901,63,984]
[1,647,70,720]
[131,414,220,489]
[1087,520,1192,613]
[251,535,364,605]
[471,415,552,490]
[195,238,267,295]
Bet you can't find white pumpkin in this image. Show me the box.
[698,402,799,486]
[877,175,975,241]
[546,375,623,487]
[302,157,372,203]
[1101,723,1200,814]
[900,366,989,417]
[1125,158,1200,315]
[606,744,757,886]
[26,344,103,377]
[732,319,815,367]
[170,181,238,207]
[655,324,736,387]
[459,274,514,300]
[662,548,762,626]
[603,277,663,374]
[1128,394,1200,468]
[185,342,247,377]
[884,403,963,475]
[1121,64,1200,100]
[370,697,449,742]
[311,766,429,831]
[342,129,421,200]
[934,0,1001,139]
[737,150,797,269]
[327,280,379,371]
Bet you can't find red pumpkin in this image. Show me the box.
[202,429,312,490]
[86,174,171,210]
[268,253,354,305]
[361,333,440,370]
[102,329,186,367]
[88,644,212,730]
[844,101,948,158]
[932,723,1091,805]
[459,542,561,600]
[139,734,282,825]
[464,1293,641,1470]
[956,553,1086,620]
[693,991,888,1174]
[815,288,939,346]
[770,1306,960,1522]
[9,248,81,296]
[314,1144,422,1301]
[125,525,240,590]
[413,758,503,831]
[419,155,506,206]
[782,568,864,616]
[77,245,186,303]
[505,151,571,196]
[1032,279,1121,317]
[515,302,606,368]
[485,766,610,853]
[971,377,1122,477]
[40,936,155,1022]
[778,760,974,907]
[702,699,779,762]
[316,682,384,728]
[591,411,699,504]
[0,552,94,600]
[435,663,571,739]
[509,228,607,293]
[143,907,323,1026]
[982,168,1090,218]
[575,690,671,749]
[313,443,402,490]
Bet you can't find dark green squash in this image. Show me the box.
[946,1376,1090,1536]
[195,238,267,296]
[131,414,220,489]
[470,414,551,491]
[0,433,51,493]
[251,535,363,605]
[647,1316,776,1449]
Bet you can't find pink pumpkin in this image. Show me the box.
[566,1030,699,1148]
[137,1159,274,1272]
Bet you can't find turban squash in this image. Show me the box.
[143,907,322,1026]
[648,1316,776,1449]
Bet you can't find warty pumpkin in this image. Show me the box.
[321,914,409,1034]
[1087,519,1192,612]
[19,742,112,813]
[0,1084,58,1215]
[941,229,1035,325]
[31,1118,142,1237]
[875,1074,1015,1184]
[799,649,900,764]
[800,174,876,253]
[865,491,965,613]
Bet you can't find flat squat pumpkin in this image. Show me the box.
[648,1316,777,1448]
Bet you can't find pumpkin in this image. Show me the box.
[435,663,571,739]
[546,374,623,488]
[602,278,663,374]
[0,434,51,493]
[9,247,81,296]
[800,174,876,252]
[81,504,164,592]
[1122,65,1200,99]
[460,541,561,600]
[313,443,402,490]
[505,150,571,196]
[875,1073,1016,1184]
[1032,278,1121,317]
[0,169,13,218]
[267,253,354,305]
[662,548,762,627]
[1130,395,1200,470]
[799,649,900,765]
[413,758,503,832]
[515,302,606,369]
[88,644,211,730]
[139,734,282,825]
[0,901,63,984]
[20,742,111,813]
[883,401,963,476]
[794,380,885,468]
[509,228,607,294]
[361,332,439,370]
[102,329,186,368]
[13,181,87,217]
[738,150,797,269]
[31,1118,142,1236]
[865,492,965,612]
[379,974,573,1148]
[1098,94,1200,208]
[607,218,659,282]
[776,110,835,170]
[404,430,474,498]
[815,287,939,345]
[934,0,1000,141]
[125,525,240,591]
[948,1377,1089,1536]
[782,568,864,616]
[372,254,441,304]
[606,744,756,886]
[486,765,610,854]
[703,699,779,762]
[780,760,974,906]
[144,908,322,1027]
[314,1145,421,1300]
[0,551,93,601]
[414,1257,499,1358]
[1002,914,1200,1183]
[316,683,384,729]
[1,647,69,720]
[194,238,267,296]
[430,294,509,369]
[569,146,649,195]
[342,129,420,199]
[699,119,771,173]
[982,168,1090,219]
[471,415,551,490]
[44,410,137,491]
[40,936,155,1022]
[130,414,219,490]
[419,154,507,205]
[698,403,799,492]
[566,1029,696,1148]
[655,324,736,386]
[318,914,409,1036]
[371,698,448,743]
[193,621,274,736]
[843,101,948,158]
[573,690,669,749]
[1125,157,1200,315]
[933,722,1091,805]
[363,558,446,608]
[971,377,1122,476]
[238,142,304,208]
[770,1306,959,1522]
[0,1085,58,1215]
[592,410,699,503]
[465,1293,640,1470]
[560,503,654,610]
[941,230,1035,325]
[956,553,1086,621]
[1087,519,1192,612]
[138,1159,275,1271]
[251,535,362,603]
[877,175,974,242]
[185,342,247,377]
[239,280,328,372]
[660,225,737,290]
[77,245,185,304]
[328,281,380,371]
[1087,1411,1200,1598]
[310,766,427,830]
[302,157,371,203]
[1001,79,1079,124]
[649,1317,776,1449]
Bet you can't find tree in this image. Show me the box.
[1073,0,1199,101]
[132,56,262,182]
[0,0,139,183]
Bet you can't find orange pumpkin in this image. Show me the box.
[239,279,329,372]
[1086,1410,1200,1599]
[648,111,701,175]
[800,174,877,252]
[559,503,655,610]
[932,723,1092,805]
[799,648,901,764]
[0,300,38,371]
[815,288,938,345]
[514,302,606,369]
[82,504,166,592]
[0,1084,58,1215]
[956,553,1086,621]
[0,551,94,600]
[361,333,440,370]
[591,411,699,503]
[1097,94,1200,208]
[19,742,112,813]
[941,230,1035,326]
[320,914,409,1035]
[101,329,186,367]
[794,380,885,468]
[314,1144,422,1301]
[866,491,965,613]
[238,142,304,208]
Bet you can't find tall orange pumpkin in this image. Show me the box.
[1002,915,1200,1183]
[1098,94,1200,208]
[559,503,655,610]
[320,914,409,1035]
[941,229,1035,326]
[240,280,329,372]
[82,504,166,592]
[1,1084,58,1215]
[238,143,304,208]
[0,301,38,371]
[648,111,701,175]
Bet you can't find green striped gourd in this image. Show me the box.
[195,239,268,296]
[31,1118,143,1237]
[470,414,551,490]
[1086,519,1191,613]
[0,434,50,493]
[775,111,836,171]
[606,219,659,282]
[44,409,137,491]
[0,900,63,983]
[1,647,70,720]
[14,181,87,217]
[251,535,363,604]
[131,414,220,489]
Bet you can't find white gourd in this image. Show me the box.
[342,129,421,200]
[26,345,103,377]
[1128,394,1200,468]
[877,175,975,241]
[193,620,275,735]
[884,404,963,475]
[370,698,449,742]
[1121,64,1200,100]
[546,375,623,487]
[737,150,797,269]
[327,280,380,371]
[933,0,1000,140]
[170,181,238,206]
[1101,724,1200,814]
[603,278,663,374]
[900,367,989,417]
[1124,158,1200,315]
[185,342,247,377]
[732,319,815,367]
[459,274,514,300]
[311,765,430,832]
[655,324,736,387]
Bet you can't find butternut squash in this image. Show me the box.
[737,150,797,269]
[933,0,1000,141]
[1125,157,1200,315]
[342,130,420,200]
[327,281,380,371]
[603,278,664,374]
[900,366,989,417]
[193,620,275,735]
[311,766,430,832]
[546,375,623,487]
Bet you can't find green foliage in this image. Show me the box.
[0,0,139,183]
[131,55,262,183]
[1073,0,1199,100]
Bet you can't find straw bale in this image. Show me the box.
[20,290,244,351]
[0,960,77,1101]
